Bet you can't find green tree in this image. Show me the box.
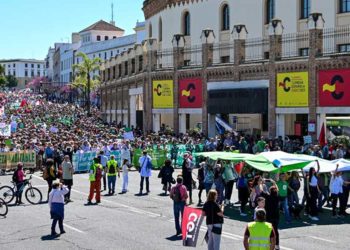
[0,64,5,76]
[0,64,6,87]
[6,75,18,88]
[72,52,101,116]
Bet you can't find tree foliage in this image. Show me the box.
[71,52,101,115]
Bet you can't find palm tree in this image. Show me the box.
[72,52,101,116]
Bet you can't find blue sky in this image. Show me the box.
[0,0,145,60]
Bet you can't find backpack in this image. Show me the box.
[12,170,19,183]
[109,162,116,174]
[172,186,182,203]
[42,167,49,180]
[95,165,102,180]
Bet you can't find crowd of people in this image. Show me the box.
[1,89,350,250]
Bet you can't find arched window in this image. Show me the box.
[183,11,191,36]
[159,18,163,42]
[149,23,153,38]
[222,4,230,31]
[300,0,310,19]
[340,0,350,13]
[265,0,275,24]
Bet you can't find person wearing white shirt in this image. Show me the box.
[331,165,350,218]
[48,181,69,236]
[121,159,130,193]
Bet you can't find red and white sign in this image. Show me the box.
[182,206,203,247]
[319,69,350,106]
[179,78,203,108]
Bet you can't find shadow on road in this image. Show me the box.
[166,235,182,241]
[41,234,60,241]
[221,204,350,230]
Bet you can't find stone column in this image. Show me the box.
[268,19,283,138]
[143,39,157,133]
[130,94,137,127]
[179,113,186,134]
[276,114,285,139]
[153,114,161,133]
[233,24,248,80]
[172,34,185,135]
[200,29,215,136]
[308,13,324,140]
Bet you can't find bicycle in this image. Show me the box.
[0,175,43,205]
[0,197,8,216]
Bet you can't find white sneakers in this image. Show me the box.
[309,215,319,221]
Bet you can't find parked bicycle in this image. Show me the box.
[0,175,42,205]
[0,197,8,216]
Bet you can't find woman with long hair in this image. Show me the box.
[306,163,320,221]
[202,189,224,250]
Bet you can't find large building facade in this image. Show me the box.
[100,0,350,140]
[0,59,45,88]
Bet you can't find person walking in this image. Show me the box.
[12,162,25,205]
[202,189,224,250]
[182,153,193,204]
[138,151,152,195]
[61,155,74,203]
[121,159,130,193]
[44,159,57,202]
[276,173,291,223]
[222,161,235,205]
[159,159,174,195]
[237,169,249,217]
[243,208,276,250]
[48,181,69,236]
[107,155,120,195]
[98,151,108,191]
[306,166,320,221]
[170,176,188,236]
[87,158,103,204]
[331,165,350,217]
[197,162,205,206]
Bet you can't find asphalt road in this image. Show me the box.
[0,170,349,250]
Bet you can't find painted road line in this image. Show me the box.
[63,223,86,234]
[309,236,336,244]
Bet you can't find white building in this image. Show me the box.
[44,47,55,81]
[46,20,146,86]
[144,0,350,49]
[0,59,45,88]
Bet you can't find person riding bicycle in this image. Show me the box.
[12,162,25,205]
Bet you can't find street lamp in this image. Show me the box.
[309,12,325,29]
[172,34,185,47]
[232,24,248,40]
[200,29,215,44]
[270,18,284,35]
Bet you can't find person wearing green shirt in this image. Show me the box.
[222,161,235,205]
[276,174,291,223]
[256,137,266,153]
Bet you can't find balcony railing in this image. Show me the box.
[282,31,309,58]
[212,42,234,65]
[324,25,350,56]
[183,45,202,67]
[244,36,270,62]
[156,48,174,69]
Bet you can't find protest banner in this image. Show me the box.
[132,148,167,169]
[182,206,204,247]
[123,131,134,140]
[73,150,122,172]
[0,151,36,170]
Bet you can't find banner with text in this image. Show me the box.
[0,151,36,170]
[182,206,204,247]
[277,72,309,107]
[73,151,121,172]
[153,80,174,108]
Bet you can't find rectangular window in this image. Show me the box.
[339,44,350,52]
[266,0,275,24]
[13,71,16,76]
[124,62,128,75]
[118,64,122,77]
[340,0,350,13]
[131,59,135,74]
[220,56,230,63]
[31,64,34,68]
[31,70,34,77]
[25,63,28,68]
[104,52,107,60]
[38,71,41,77]
[184,60,191,66]
[110,51,113,57]
[300,0,310,19]
[13,63,16,67]
[299,48,309,56]
[25,70,28,77]
[37,64,40,68]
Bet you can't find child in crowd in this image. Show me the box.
[253,197,266,220]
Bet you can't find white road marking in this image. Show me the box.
[309,236,336,244]
[63,223,85,234]
[31,174,294,249]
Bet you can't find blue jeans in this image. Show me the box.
[279,196,291,222]
[173,201,185,233]
[107,176,116,193]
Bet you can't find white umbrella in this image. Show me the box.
[331,159,350,172]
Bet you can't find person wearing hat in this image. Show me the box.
[243,208,276,250]
[48,180,69,236]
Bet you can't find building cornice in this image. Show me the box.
[142,0,204,20]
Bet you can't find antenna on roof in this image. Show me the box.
[110,1,115,26]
